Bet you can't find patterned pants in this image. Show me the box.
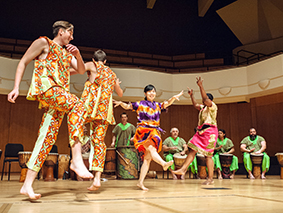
[27,86,87,172]
[87,119,109,172]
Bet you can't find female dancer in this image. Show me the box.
[114,84,183,190]
[173,77,218,185]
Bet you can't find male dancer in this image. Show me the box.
[173,77,218,185]
[7,21,93,199]
[80,49,123,191]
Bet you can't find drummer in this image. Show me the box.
[163,127,189,180]
[213,129,238,179]
[240,128,270,179]
[111,112,136,148]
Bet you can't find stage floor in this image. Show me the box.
[1,174,283,213]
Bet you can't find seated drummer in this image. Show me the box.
[163,127,188,180]
[213,129,238,179]
[240,127,270,179]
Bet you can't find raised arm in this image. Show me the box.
[188,88,201,111]
[163,90,183,108]
[67,44,85,75]
[8,38,48,103]
[196,76,212,107]
[114,78,123,97]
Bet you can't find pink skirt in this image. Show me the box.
[188,124,218,157]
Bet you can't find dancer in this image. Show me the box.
[173,77,218,185]
[79,49,123,191]
[114,84,183,190]
[7,21,93,199]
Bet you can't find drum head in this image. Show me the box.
[196,153,205,158]
[250,153,263,156]
[219,153,233,156]
[18,151,32,155]
[173,153,187,159]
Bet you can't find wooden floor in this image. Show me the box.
[1,174,283,213]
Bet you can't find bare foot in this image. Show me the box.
[163,160,173,171]
[261,174,266,179]
[70,160,94,179]
[249,174,255,179]
[202,178,214,185]
[230,174,235,179]
[137,182,148,191]
[87,178,101,191]
[181,174,185,180]
[218,175,223,180]
[172,168,185,176]
[172,172,178,180]
[20,185,41,200]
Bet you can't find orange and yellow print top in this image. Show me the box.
[81,61,117,125]
[27,36,73,100]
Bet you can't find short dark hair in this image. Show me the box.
[93,49,107,62]
[120,112,128,118]
[52,21,74,37]
[249,127,256,131]
[206,93,214,101]
[144,84,156,100]
[218,129,226,138]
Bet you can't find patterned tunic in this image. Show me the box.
[27,36,72,101]
[81,61,116,124]
[131,100,165,155]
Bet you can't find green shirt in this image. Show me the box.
[163,137,186,158]
[240,135,265,153]
[112,123,136,147]
[215,138,234,154]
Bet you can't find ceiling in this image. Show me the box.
[0,0,241,61]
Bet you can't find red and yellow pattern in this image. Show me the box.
[27,37,72,101]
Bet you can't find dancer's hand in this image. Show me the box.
[187,87,193,96]
[7,88,19,103]
[174,90,184,101]
[66,44,80,57]
[116,78,122,86]
[196,76,203,87]
[113,100,121,108]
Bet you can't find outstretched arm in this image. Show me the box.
[113,100,132,110]
[163,90,183,108]
[196,76,212,107]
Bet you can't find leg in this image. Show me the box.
[243,152,254,179]
[261,153,270,179]
[230,155,239,179]
[22,108,64,199]
[202,156,214,185]
[145,145,173,171]
[88,120,108,191]
[137,150,152,191]
[213,154,222,180]
[172,149,197,176]
[165,154,177,180]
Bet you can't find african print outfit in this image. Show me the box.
[188,102,218,157]
[27,37,86,172]
[131,100,165,158]
[81,62,117,172]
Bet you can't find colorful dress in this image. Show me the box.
[81,62,117,172]
[213,138,239,172]
[131,100,165,157]
[26,37,87,172]
[112,123,136,147]
[240,135,270,173]
[188,102,218,157]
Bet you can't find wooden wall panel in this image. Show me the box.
[1,92,283,173]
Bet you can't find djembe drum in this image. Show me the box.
[58,154,70,179]
[196,153,207,179]
[250,153,263,179]
[275,153,283,179]
[219,153,233,179]
[43,153,59,181]
[116,146,139,179]
[18,151,32,182]
[173,153,187,179]
[104,148,116,173]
